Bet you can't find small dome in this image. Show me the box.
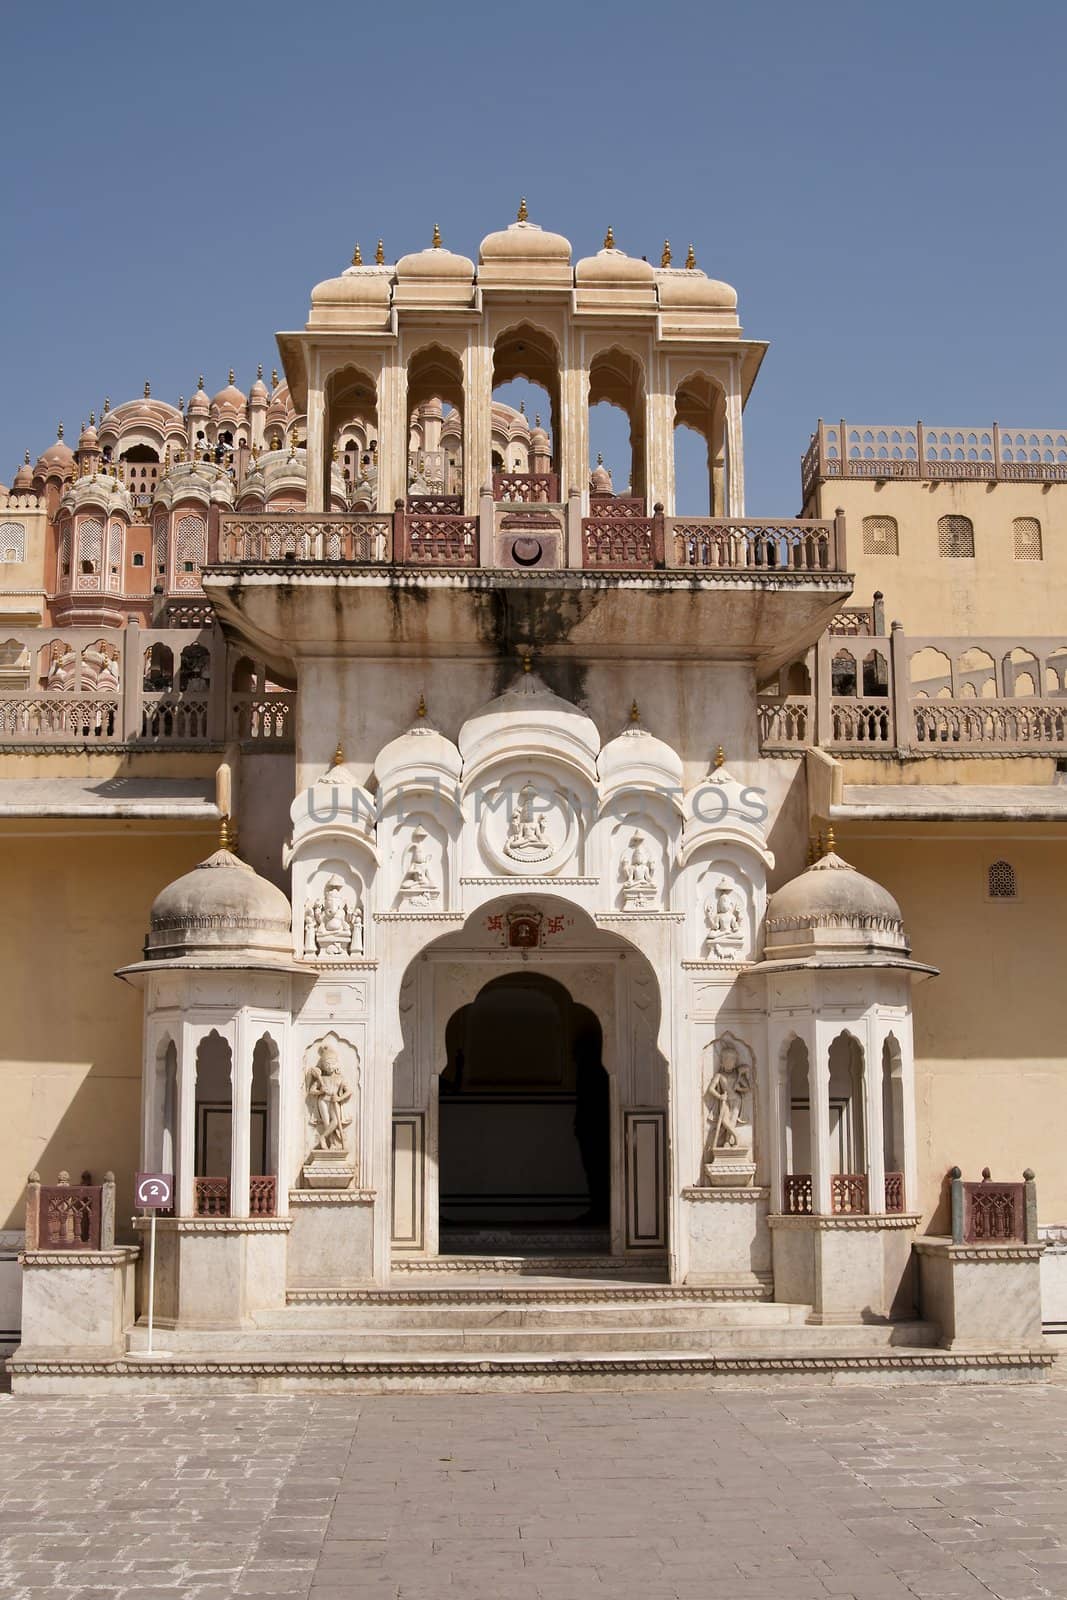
[764,850,908,961]
[459,665,600,786]
[249,367,269,403]
[311,267,393,308]
[78,418,99,451]
[598,706,683,804]
[212,372,246,412]
[374,698,463,798]
[188,381,210,414]
[590,458,613,493]
[530,422,549,447]
[575,242,655,286]
[479,217,572,265]
[13,454,34,491]
[655,268,737,310]
[395,242,475,281]
[146,847,292,963]
[36,433,75,474]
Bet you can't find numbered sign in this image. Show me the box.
[135,1172,174,1210]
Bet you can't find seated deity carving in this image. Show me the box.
[398,824,440,905]
[703,880,745,959]
[505,782,552,861]
[303,875,364,957]
[620,832,656,907]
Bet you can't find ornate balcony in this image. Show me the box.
[803,419,1067,498]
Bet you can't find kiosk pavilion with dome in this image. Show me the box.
[3,205,1064,1391]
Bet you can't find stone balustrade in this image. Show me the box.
[804,419,1067,497]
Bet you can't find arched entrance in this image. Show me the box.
[389,895,669,1265]
[438,972,610,1251]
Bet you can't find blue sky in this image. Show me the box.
[1,0,1064,514]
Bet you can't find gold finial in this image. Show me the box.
[661,239,672,268]
[629,699,640,723]
[218,813,232,851]
[416,692,427,719]
[825,824,837,856]
[257,363,263,380]
[57,421,64,440]
[332,738,344,767]
[163,446,171,470]
[519,399,526,415]
[714,744,725,768]
[431,222,442,248]
[351,242,362,266]
[271,367,279,388]
[603,225,615,250]
[197,374,205,391]
[375,239,385,265]
[517,196,529,222]
[228,368,235,385]
[178,395,185,410]
[23,449,30,464]
[144,380,151,398]
[102,396,110,413]
[534,413,541,427]
[596,451,603,465]
[89,410,95,426]
[685,242,696,270]
[521,648,533,674]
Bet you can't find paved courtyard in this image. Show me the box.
[2,1383,1067,1598]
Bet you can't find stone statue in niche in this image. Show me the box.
[397,825,440,906]
[703,880,745,960]
[305,1042,352,1152]
[505,782,552,860]
[302,1038,357,1189]
[304,876,364,958]
[703,1036,756,1187]
[620,832,657,907]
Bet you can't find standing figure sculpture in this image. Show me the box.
[305,1043,352,1153]
[706,1043,752,1151]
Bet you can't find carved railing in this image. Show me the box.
[952,1167,1036,1244]
[231,692,293,743]
[804,420,1067,494]
[25,1170,114,1250]
[140,694,210,742]
[884,1172,905,1213]
[404,515,478,565]
[493,472,559,504]
[193,1177,231,1217]
[783,1174,813,1215]
[219,514,391,564]
[407,494,463,515]
[830,696,894,747]
[589,495,648,518]
[831,1173,869,1214]
[783,1173,872,1215]
[914,698,1067,750]
[671,517,842,573]
[249,1176,277,1217]
[0,695,119,740]
[583,518,655,568]
[757,696,813,751]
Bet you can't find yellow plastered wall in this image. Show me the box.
[0,827,212,1234]
[812,479,1067,637]
[841,831,1067,1230]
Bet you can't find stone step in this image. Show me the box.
[275,1289,790,1331]
[126,1318,941,1357]
[13,1345,1054,1397]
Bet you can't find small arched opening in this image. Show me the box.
[492,323,561,497]
[674,371,726,516]
[588,346,647,506]
[407,345,464,502]
[324,365,378,508]
[193,1029,233,1216]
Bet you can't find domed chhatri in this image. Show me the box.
[764,848,908,961]
[146,845,292,963]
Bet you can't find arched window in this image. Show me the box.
[831,649,857,696]
[1013,517,1043,561]
[988,860,1017,899]
[938,515,974,557]
[862,515,898,556]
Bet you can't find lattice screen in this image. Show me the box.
[862,515,899,556]
[988,860,1017,899]
[937,515,974,557]
[1012,517,1043,561]
[0,521,26,563]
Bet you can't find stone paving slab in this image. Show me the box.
[3,1384,1067,1597]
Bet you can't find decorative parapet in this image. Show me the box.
[25,1170,115,1251]
[803,419,1067,497]
[950,1165,1038,1245]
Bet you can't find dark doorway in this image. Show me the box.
[438,973,610,1252]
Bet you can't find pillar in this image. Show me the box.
[560,356,589,515]
[378,357,408,513]
[725,362,745,517]
[646,386,675,515]
[463,336,492,518]
[230,1015,251,1219]
[176,1022,198,1216]
[810,1019,835,1215]
[864,1018,886,1215]
[305,357,326,513]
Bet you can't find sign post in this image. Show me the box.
[135,1172,173,1358]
